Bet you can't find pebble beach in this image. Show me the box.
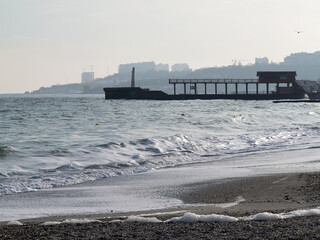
[1,172,320,239]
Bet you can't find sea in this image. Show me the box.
[1,94,320,221]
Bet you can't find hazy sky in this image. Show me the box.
[1,0,320,93]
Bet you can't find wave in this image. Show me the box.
[0,145,16,160]
[1,126,320,196]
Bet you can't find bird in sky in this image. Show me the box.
[294,30,303,34]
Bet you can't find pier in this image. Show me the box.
[169,78,258,95]
[169,72,300,97]
[104,71,306,100]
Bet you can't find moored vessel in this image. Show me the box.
[104,69,307,100]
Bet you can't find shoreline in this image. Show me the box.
[1,171,320,239]
[171,172,320,216]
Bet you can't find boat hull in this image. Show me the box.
[103,87,305,100]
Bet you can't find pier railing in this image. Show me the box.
[169,79,258,84]
[168,78,297,96]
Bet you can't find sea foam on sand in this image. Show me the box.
[125,216,162,223]
[36,207,320,225]
[41,219,101,226]
[7,220,23,226]
[167,212,238,223]
[243,208,320,221]
[123,207,320,223]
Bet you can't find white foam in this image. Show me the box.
[109,219,122,223]
[7,220,23,226]
[286,208,320,218]
[199,213,238,222]
[242,208,320,221]
[166,212,199,223]
[138,210,186,217]
[62,218,101,224]
[21,187,37,193]
[125,216,162,223]
[184,196,245,209]
[41,221,62,226]
[3,125,320,196]
[41,218,101,226]
[166,212,238,223]
[38,207,320,226]
[242,212,285,221]
[136,207,320,223]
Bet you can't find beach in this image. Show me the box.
[2,96,320,239]
[1,171,320,239]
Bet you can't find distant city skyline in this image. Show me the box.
[1,0,320,93]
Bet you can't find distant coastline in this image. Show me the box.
[30,51,320,95]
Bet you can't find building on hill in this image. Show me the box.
[171,63,191,72]
[81,72,94,84]
[155,63,169,72]
[255,57,269,65]
[283,51,320,65]
[119,62,156,73]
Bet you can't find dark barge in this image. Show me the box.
[104,70,307,100]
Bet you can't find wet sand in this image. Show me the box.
[1,172,320,239]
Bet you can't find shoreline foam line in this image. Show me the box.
[1,172,319,224]
[36,206,320,226]
[125,206,320,223]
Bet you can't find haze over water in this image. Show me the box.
[2,0,320,94]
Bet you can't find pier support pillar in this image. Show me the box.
[266,83,269,94]
[246,83,248,95]
[225,84,228,95]
[235,83,238,95]
[204,83,207,95]
[256,83,259,95]
[184,83,186,95]
[215,83,218,95]
[277,83,279,93]
[174,83,176,95]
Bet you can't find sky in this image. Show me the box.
[1,0,320,93]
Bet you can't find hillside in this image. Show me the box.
[31,52,320,94]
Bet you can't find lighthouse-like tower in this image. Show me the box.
[131,67,135,88]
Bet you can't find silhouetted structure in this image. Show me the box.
[257,71,297,95]
[131,67,135,88]
[104,71,306,100]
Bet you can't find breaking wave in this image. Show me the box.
[1,124,320,195]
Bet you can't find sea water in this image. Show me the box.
[1,94,320,194]
[1,94,320,220]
